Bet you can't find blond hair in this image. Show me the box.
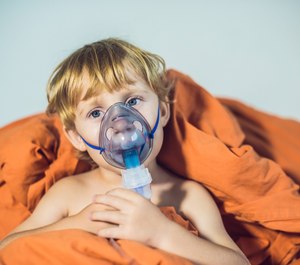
[46,38,172,131]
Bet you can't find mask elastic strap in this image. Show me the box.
[80,136,105,154]
[148,106,160,139]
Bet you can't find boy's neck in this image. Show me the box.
[95,166,123,186]
[94,160,163,186]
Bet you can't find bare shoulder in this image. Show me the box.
[51,171,89,192]
[43,172,87,204]
[10,170,95,234]
[181,179,211,198]
[178,181,219,231]
[180,180,243,253]
[180,180,219,219]
[5,174,78,234]
[34,171,92,214]
[51,168,102,195]
[49,170,99,214]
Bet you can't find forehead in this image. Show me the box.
[76,81,154,118]
[78,67,151,102]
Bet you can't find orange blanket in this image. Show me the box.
[0,69,300,264]
[0,207,195,265]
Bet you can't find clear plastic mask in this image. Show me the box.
[81,102,159,169]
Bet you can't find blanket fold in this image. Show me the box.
[159,70,300,232]
[0,69,299,264]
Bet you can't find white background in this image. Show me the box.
[1,0,299,127]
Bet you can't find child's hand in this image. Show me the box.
[67,202,116,234]
[91,188,171,246]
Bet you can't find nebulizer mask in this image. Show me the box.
[81,102,160,199]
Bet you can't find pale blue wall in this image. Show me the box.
[1,0,299,126]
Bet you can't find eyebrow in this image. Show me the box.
[77,87,150,116]
[78,98,101,116]
[122,87,150,97]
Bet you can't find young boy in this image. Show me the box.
[0,38,249,264]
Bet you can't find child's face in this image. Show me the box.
[66,71,169,174]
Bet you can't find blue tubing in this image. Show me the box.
[123,149,140,169]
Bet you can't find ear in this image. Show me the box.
[159,100,170,127]
[63,127,87,151]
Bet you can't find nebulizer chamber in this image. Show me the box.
[98,103,154,199]
[121,149,152,199]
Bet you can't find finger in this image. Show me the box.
[97,226,125,239]
[93,193,132,211]
[106,188,145,202]
[90,210,125,225]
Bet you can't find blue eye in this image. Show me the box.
[89,109,102,118]
[126,97,141,107]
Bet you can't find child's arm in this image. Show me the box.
[92,187,250,265]
[0,178,113,249]
[161,181,250,264]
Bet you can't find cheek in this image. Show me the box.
[86,148,121,174]
[153,127,164,153]
[145,126,164,164]
[84,148,102,166]
[77,123,101,146]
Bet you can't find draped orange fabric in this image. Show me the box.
[0,69,299,264]
[0,208,195,265]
